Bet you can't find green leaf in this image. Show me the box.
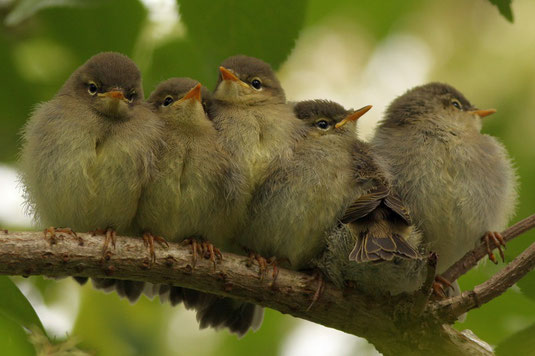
[145,38,207,95]
[0,276,45,334]
[496,323,535,356]
[0,0,147,161]
[36,0,147,61]
[487,0,514,22]
[0,313,36,356]
[305,0,425,40]
[74,287,172,356]
[0,33,40,162]
[177,0,308,88]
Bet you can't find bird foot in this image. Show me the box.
[246,252,280,282]
[143,232,169,265]
[266,256,286,286]
[43,226,78,245]
[183,238,222,270]
[91,228,116,260]
[306,270,325,311]
[482,231,506,264]
[248,252,267,280]
[200,241,223,271]
[432,275,453,299]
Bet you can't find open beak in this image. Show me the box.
[174,83,202,106]
[470,108,497,118]
[98,90,128,103]
[335,105,373,129]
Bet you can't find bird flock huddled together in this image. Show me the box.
[19,52,517,337]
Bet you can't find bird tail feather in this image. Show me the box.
[349,227,419,263]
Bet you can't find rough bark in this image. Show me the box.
[431,241,535,322]
[3,221,533,356]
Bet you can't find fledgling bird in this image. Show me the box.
[210,55,307,191]
[137,78,248,259]
[241,100,419,273]
[197,55,306,334]
[19,52,165,302]
[137,78,261,337]
[315,224,426,296]
[371,83,517,280]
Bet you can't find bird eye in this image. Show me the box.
[127,92,136,103]
[88,82,98,95]
[315,120,330,130]
[251,78,262,90]
[163,96,174,107]
[451,99,462,110]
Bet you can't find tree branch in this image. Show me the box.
[411,252,438,316]
[0,230,496,356]
[442,214,535,283]
[430,241,535,322]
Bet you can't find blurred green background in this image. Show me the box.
[0,0,534,355]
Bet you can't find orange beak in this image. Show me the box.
[335,105,373,129]
[470,108,497,118]
[183,83,202,102]
[174,83,203,106]
[99,90,127,101]
[219,66,240,82]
